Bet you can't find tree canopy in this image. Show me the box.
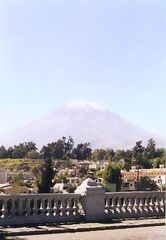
[0,138,165,172]
[137,176,159,191]
[103,163,122,191]
[37,145,54,193]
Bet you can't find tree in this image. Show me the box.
[146,138,156,159]
[0,146,7,159]
[63,136,74,160]
[103,163,122,191]
[47,136,74,160]
[114,150,125,162]
[137,176,159,191]
[66,184,76,193]
[38,146,54,193]
[6,147,14,158]
[12,144,26,158]
[27,150,40,159]
[141,150,152,169]
[154,148,165,158]
[152,155,166,168]
[12,174,24,186]
[78,166,88,177]
[24,141,37,153]
[7,142,37,159]
[132,141,144,166]
[91,149,106,161]
[72,143,91,160]
[104,149,115,161]
[123,150,132,170]
[48,141,64,159]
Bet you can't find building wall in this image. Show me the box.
[121,168,166,181]
[0,171,7,184]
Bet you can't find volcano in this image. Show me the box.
[0,101,164,149]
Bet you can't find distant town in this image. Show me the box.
[0,137,165,194]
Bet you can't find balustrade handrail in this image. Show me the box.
[0,193,81,198]
[105,191,165,196]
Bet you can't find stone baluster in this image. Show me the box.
[22,199,26,216]
[64,198,68,215]
[26,198,32,216]
[122,197,127,213]
[110,197,115,213]
[18,199,24,216]
[60,199,66,216]
[116,198,121,213]
[32,198,38,216]
[1,200,8,218]
[46,198,51,216]
[66,198,72,216]
[10,199,16,217]
[133,197,138,213]
[52,198,58,216]
[144,197,149,212]
[154,197,159,212]
[50,198,54,216]
[39,199,44,216]
[149,197,154,212]
[127,198,132,213]
[73,197,79,216]
[138,198,143,213]
[160,198,164,212]
[57,199,62,216]
[43,198,48,216]
[15,199,19,216]
[105,197,109,214]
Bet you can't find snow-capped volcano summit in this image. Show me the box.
[65,100,105,111]
[0,101,165,149]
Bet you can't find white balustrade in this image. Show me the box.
[0,179,165,226]
[0,193,83,226]
[105,191,165,219]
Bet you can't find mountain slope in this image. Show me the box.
[0,102,165,149]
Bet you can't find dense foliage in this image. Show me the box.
[0,138,165,170]
[37,145,54,193]
[103,163,122,191]
[136,176,159,191]
[0,137,165,193]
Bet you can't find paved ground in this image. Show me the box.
[0,219,165,239]
[3,226,165,240]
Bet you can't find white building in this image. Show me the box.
[153,175,166,191]
[53,182,73,193]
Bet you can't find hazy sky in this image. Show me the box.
[0,0,166,138]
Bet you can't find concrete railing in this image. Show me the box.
[0,178,165,226]
[105,191,165,219]
[0,193,83,226]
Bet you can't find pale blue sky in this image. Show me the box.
[0,0,166,138]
